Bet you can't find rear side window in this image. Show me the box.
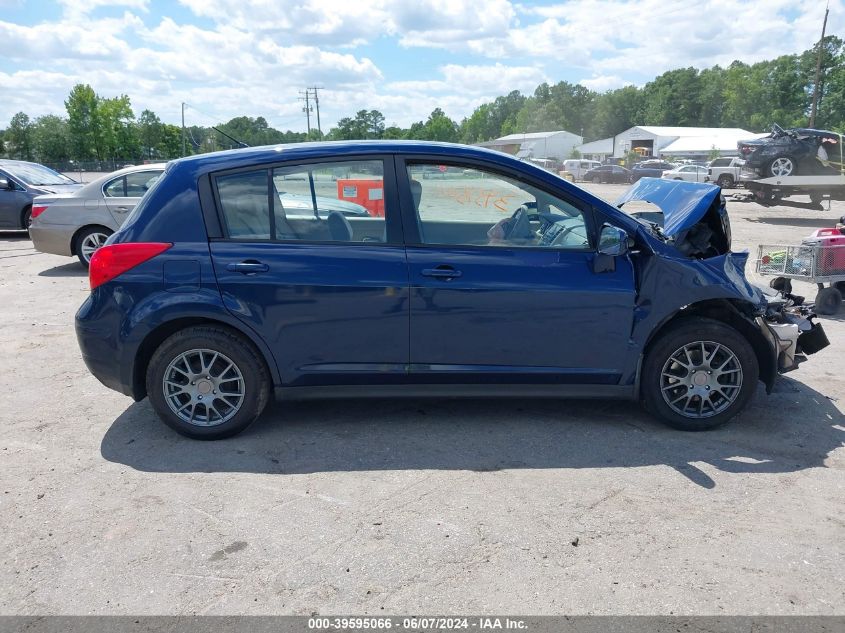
[216,170,272,239]
[214,160,387,243]
[103,176,126,197]
[103,170,163,198]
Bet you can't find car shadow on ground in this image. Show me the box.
[744,216,840,227]
[0,230,30,240]
[37,262,86,277]
[100,376,844,489]
[758,200,826,211]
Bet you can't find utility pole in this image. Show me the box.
[300,91,312,136]
[809,2,829,128]
[309,87,323,138]
[181,102,186,156]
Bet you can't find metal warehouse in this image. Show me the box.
[612,126,761,160]
[478,130,584,160]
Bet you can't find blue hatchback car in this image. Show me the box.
[75,141,828,439]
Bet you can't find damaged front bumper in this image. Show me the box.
[758,310,830,373]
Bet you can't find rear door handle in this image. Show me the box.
[421,265,462,280]
[114,206,130,213]
[226,260,269,275]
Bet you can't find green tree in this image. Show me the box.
[7,112,34,160]
[32,115,70,163]
[329,110,385,140]
[157,124,183,159]
[421,108,458,142]
[97,95,139,161]
[65,83,101,160]
[382,125,404,139]
[590,85,643,139]
[138,109,163,159]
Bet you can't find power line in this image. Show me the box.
[309,86,323,137]
[809,1,830,127]
[299,90,313,135]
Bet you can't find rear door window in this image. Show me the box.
[214,159,388,243]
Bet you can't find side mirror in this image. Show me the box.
[0,177,9,190]
[598,225,629,256]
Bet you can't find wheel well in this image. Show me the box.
[132,317,274,400]
[70,224,113,256]
[21,204,31,228]
[642,299,776,393]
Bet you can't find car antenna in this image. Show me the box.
[211,126,249,148]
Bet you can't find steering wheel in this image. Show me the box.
[502,206,533,241]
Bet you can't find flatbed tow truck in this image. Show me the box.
[741,129,845,206]
[744,174,845,206]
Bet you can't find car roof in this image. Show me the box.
[76,163,168,196]
[171,140,535,174]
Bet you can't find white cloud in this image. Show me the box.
[502,0,843,80]
[578,75,630,91]
[57,0,150,17]
[389,63,546,96]
[0,0,841,133]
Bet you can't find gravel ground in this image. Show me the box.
[0,182,843,615]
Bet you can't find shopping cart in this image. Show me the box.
[756,231,845,314]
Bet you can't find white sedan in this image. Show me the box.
[661,164,711,183]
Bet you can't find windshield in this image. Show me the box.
[7,163,76,186]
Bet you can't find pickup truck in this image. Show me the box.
[708,157,745,188]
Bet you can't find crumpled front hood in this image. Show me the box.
[616,177,721,237]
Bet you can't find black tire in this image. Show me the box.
[815,287,843,316]
[834,281,845,294]
[146,326,271,439]
[74,226,112,267]
[809,192,824,206]
[642,318,759,431]
[22,206,32,231]
[716,174,734,188]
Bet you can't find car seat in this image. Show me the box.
[327,210,353,241]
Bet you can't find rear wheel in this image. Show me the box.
[642,318,759,431]
[815,287,842,315]
[716,174,734,188]
[146,326,271,439]
[768,156,796,177]
[21,206,32,231]
[74,227,112,267]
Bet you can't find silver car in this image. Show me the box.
[29,164,166,266]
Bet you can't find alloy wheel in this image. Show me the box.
[660,341,743,419]
[769,157,794,177]
[162,349,245,427]
[80,232,110,263]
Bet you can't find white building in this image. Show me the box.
[575,137,614,161]
[612,126,759,159]
[478,130,583,160]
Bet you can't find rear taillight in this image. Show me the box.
[89,242,172,290]
[31,205,48,220]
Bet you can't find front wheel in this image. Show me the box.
[642,318,759,431]
[146,326,271,439]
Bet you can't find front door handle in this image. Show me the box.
[421,265,462,280]
[226,260,269,275]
